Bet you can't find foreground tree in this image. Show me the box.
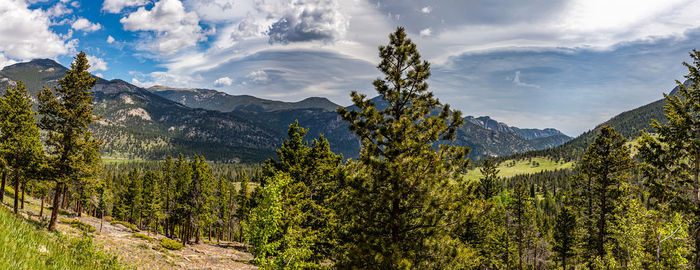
[0,81,44,214]
[335,27,472,268]
[578,126,633,264]
[38,52,100,231]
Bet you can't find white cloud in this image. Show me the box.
[266,0,349,44]
[420,6,431,14]
[183,0,255,22]
[246,69,269,83]
[86,55,108,72]
[71,18,102,32]
[45,3,71,18]
[107,35,115,44]
[102,0,148,13]
[214,76,232,86]
[419,28,431,37]
[120,0,207,55]
[0,53,17,69]
[511,71,539,88]
[0,0,74,60]
[130,71,199,88]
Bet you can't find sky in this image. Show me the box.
[1,0,700,136]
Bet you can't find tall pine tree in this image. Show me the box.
[335,27,472,268]
[578,126,633,263]
[38,52,100,231]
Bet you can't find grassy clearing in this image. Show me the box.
[465,157,574,180]
[0,206,123,269]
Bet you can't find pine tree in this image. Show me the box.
[0,81,44,214]
[38,52,100,231]
[579,126,633,261]
[142,170,161,234]
[554,206,576,270]
[236,170,251,241]
[642,49,700,268]
[479,158,500,199]
[509,181,536,270]
[335,27,471,268]
[263,121,343,262]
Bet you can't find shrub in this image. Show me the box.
[159,238,183,251]
[110,220,138,232]
[60,218,96,233]
[132,233,153,242]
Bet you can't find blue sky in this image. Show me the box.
[1,0,700,135]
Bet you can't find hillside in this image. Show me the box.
[149,86,340,112]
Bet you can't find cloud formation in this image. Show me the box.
[214,76,233,86]
[0,0,73,61]
[120,0,207,55]
[86,55,108,72]
[511,71,539,88]
[102,0,148,13]
[267,0,348,44]
[72,18,102,32]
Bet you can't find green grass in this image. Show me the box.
[0,206,124,269]
[159,238,183,250]
[59,218,96,233]
[465,157,574,180]
[110,220,138,232]
[131,233,154,242]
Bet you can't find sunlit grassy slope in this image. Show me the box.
[0,194,123,269]
[465,157,575,180]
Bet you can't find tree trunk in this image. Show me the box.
[40,195,44,217]
[77,200,82,217]
[48,182,63,232]
[598,175,608,257]
[0,170,6,203]
[13,172,19,214]
[20,181,25,209]
[695,150,700,270]
[196,228,200,244]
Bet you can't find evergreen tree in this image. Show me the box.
[642,49,700,268]
[479,158,500,199]
[38,52,100,231]
[142,170,161,233]
[0,81,44,214]
[236,170,251,241]
[263,121,343,263]
[579,126,633,262]
[335,27,472,268]
[554,206,576,270]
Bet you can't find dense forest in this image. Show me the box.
[2,27,700,269]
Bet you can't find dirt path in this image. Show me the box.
[3,192,256,269]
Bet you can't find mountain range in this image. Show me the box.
[0,59,573,162]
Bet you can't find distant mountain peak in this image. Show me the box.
[465,115,569,141]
